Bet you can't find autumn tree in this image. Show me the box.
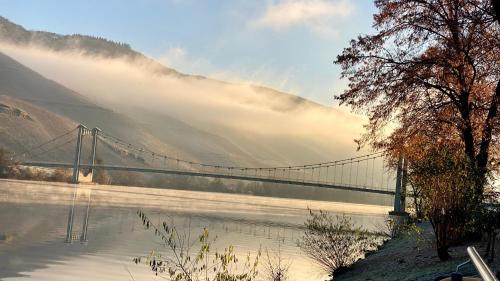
[406,137,480,260]
[335,0,500,200]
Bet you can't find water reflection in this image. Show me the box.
[0,180,391,280]
[65,187,91,244]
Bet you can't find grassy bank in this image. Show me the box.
[335,222,499,281]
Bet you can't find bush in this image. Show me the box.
[263,242,291,281]
[297,210,379,278]
[409,148,481,260]
[134,210,260,281]
[469,206,500,261]
[92,159,111,184]
[48,168,72,182]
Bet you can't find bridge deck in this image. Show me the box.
[21,162,396,196]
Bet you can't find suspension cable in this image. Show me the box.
[13,127,78,158]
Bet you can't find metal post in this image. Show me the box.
[393,156,403,213]
[90,128,100,183]
[72,125,84,184]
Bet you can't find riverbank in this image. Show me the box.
[335,222,499,281]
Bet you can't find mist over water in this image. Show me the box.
[0,180,390,281]
[0,43,369,166]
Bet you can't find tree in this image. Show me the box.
[407,143,480,260]
[335,0,500,199]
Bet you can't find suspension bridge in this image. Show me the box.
[11,124,409,213]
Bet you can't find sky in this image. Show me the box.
[0,0,377,106]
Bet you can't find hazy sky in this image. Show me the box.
[0,0,377,105]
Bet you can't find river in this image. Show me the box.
[0,179,392,281]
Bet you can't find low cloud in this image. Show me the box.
[251,0,354,37]
[157,47,211,74]
[0,43,370,167]
[155,47,301,98]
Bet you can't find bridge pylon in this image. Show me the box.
[71,124,86,184]
[90,127,100,183]
[389,155,409,220]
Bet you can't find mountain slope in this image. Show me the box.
[0,51,263,166]
[0,16,365,168]
[0,15,319,111]
[0,95,77,159]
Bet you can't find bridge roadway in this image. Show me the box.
[21,162,396,196]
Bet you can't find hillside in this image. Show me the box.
[0,51,264,166]
[0,16,366,170]
[0,15,318,111]
[0,95,77,159]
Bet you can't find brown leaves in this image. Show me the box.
[334,0,499,178]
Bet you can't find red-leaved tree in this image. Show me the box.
[335,0,499,199]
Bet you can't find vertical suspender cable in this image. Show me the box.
[340,163,344,184]
[355,160,359,187]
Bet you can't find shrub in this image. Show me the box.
[263,242,291,281]
[297,210,379,278]
[409,148,481,260]
[45,168,71,182]
[92,159,111,184]
[134,210,260,281]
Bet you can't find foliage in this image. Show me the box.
[297,210,379,278]
[408,146,481,260]
[381,217,407,238]
[0,147,72,182]
[134,210,260,281]
[263,242,291,281]
[335,0,500,197]
[47,168,72,182]
[401,223,429,250]
[407,175,424,220]
[470,206,500,261]
[92,159,111,184]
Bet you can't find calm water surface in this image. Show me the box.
[0,179,391,281]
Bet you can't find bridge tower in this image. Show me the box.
[71,125,86,184]
[89,127,100,183]
[389,155,408,219]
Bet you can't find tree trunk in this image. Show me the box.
[433,220,452,261]
[485,231,492,258]
[488,232,496,262]
[437,245,451,261]
[493,0,500,25]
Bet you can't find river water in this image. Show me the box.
[0,179,391,281]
